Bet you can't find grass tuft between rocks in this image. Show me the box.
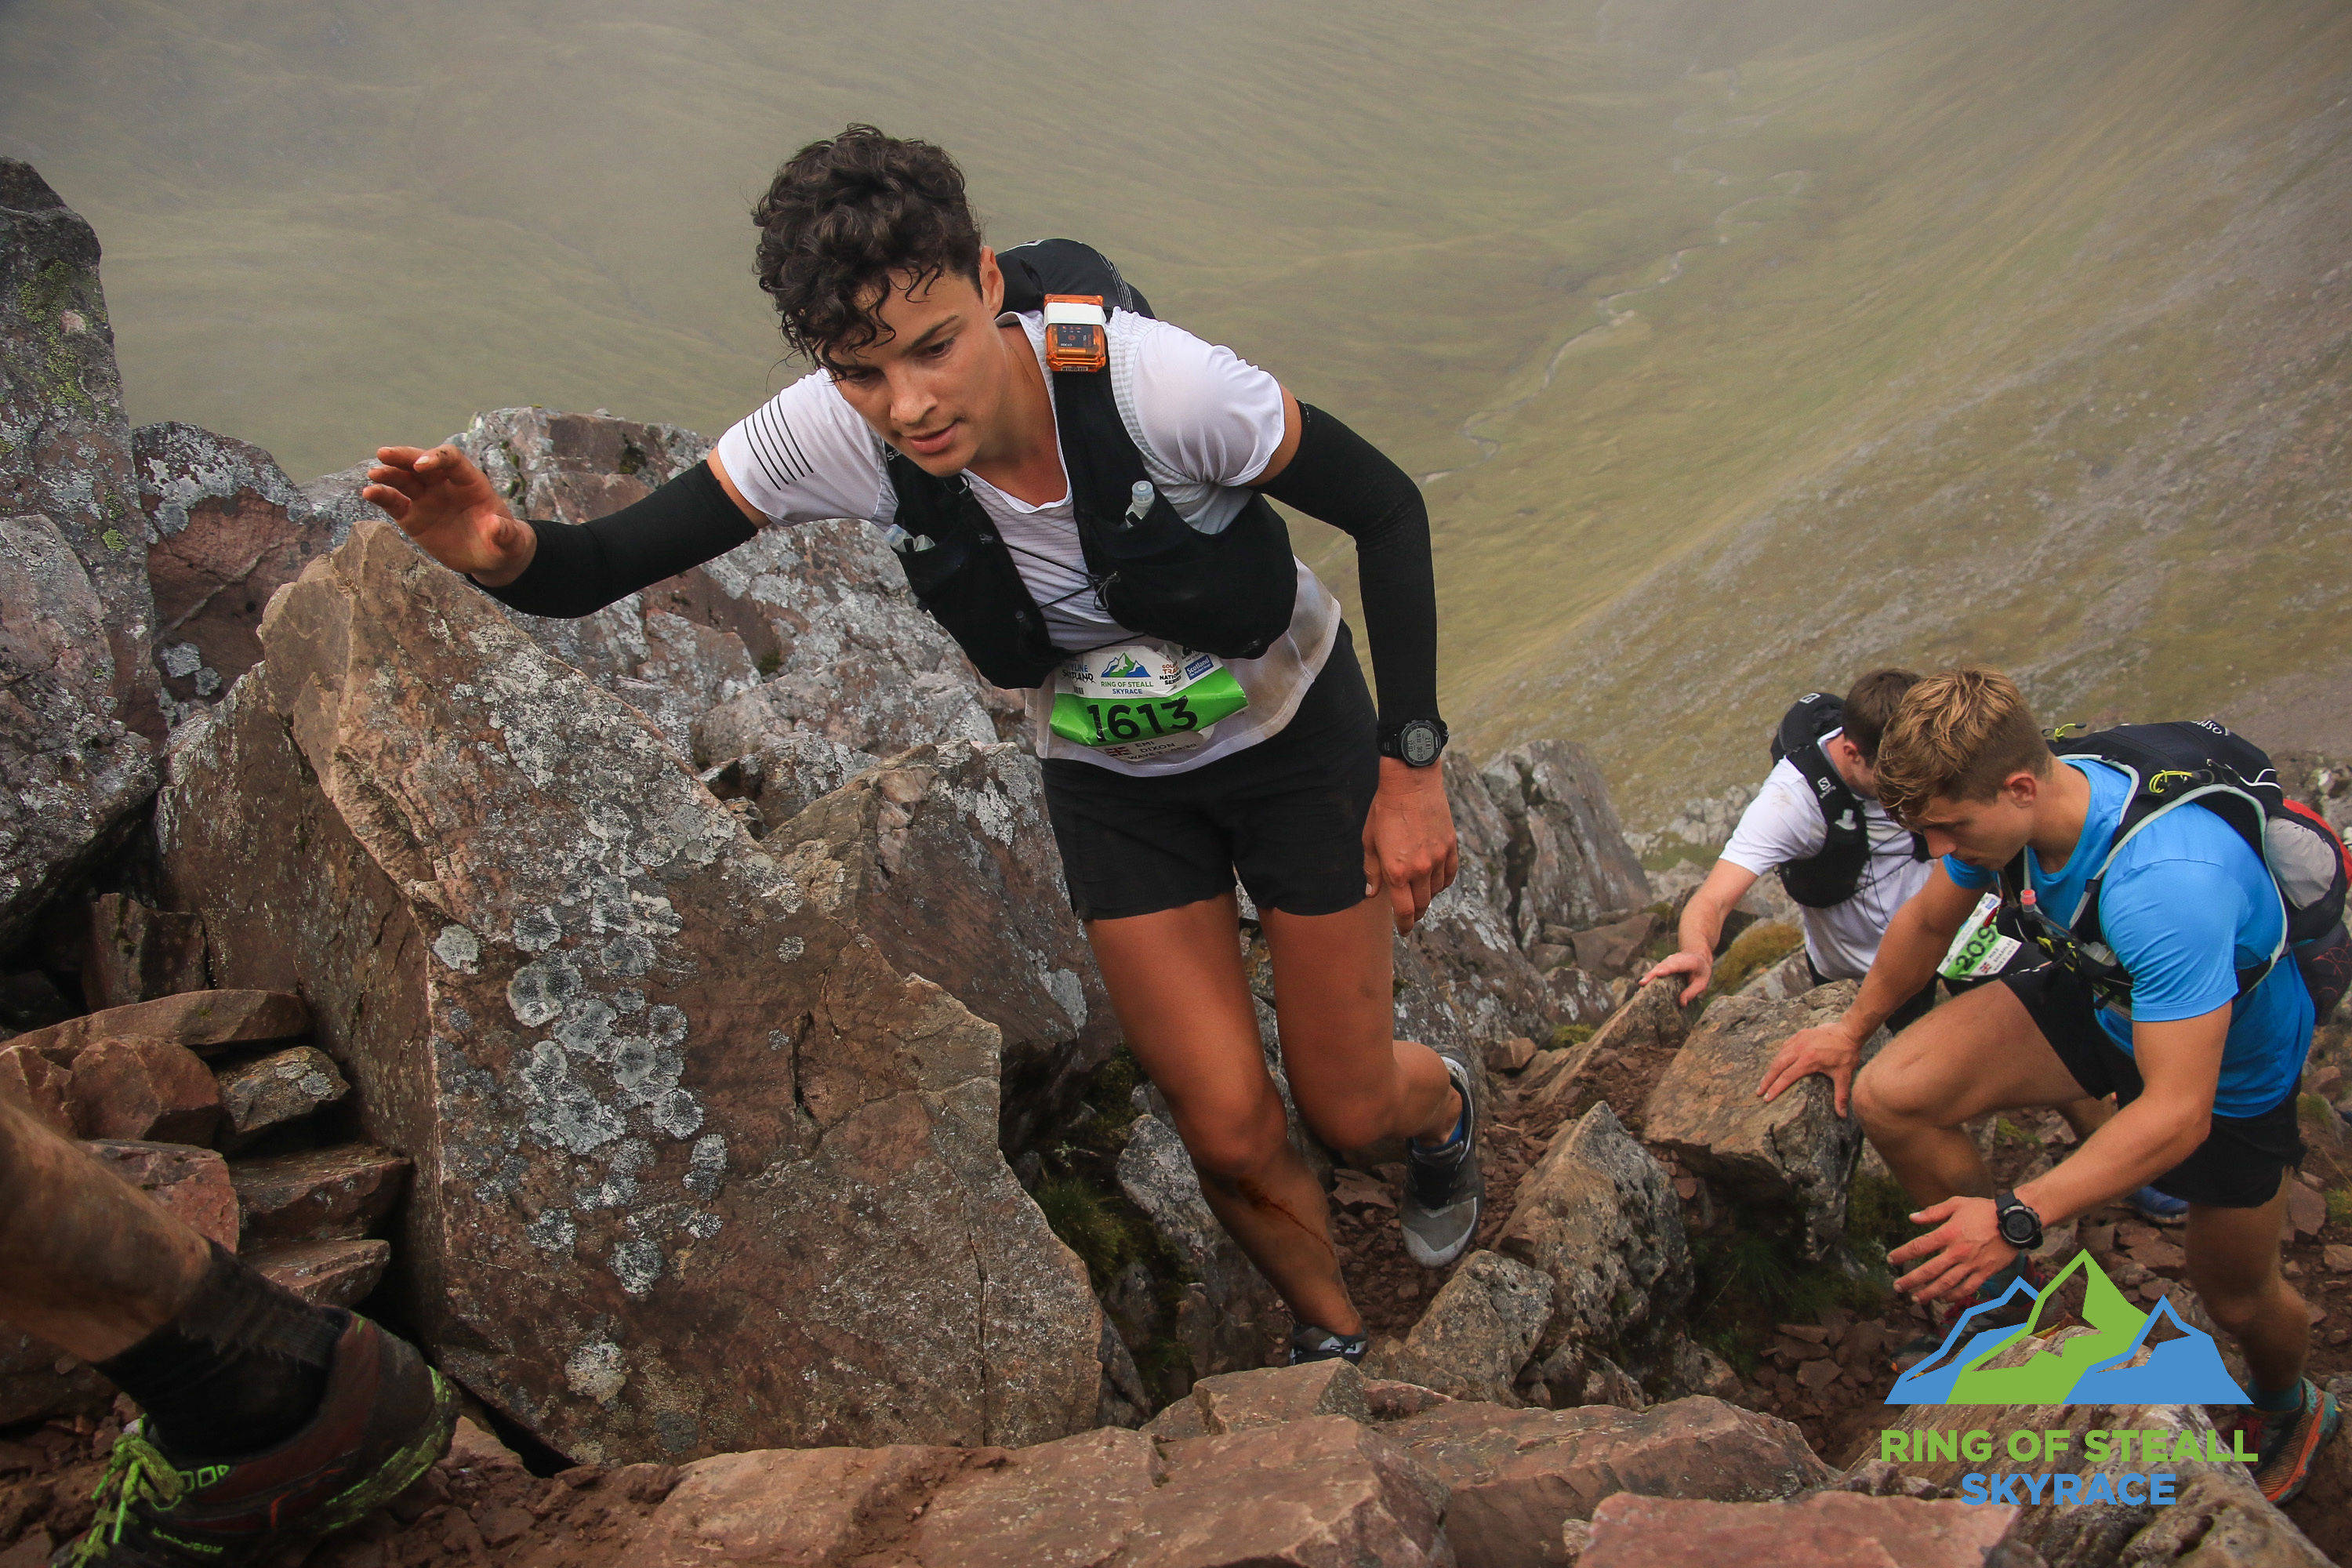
[1688,1192,1900,1377]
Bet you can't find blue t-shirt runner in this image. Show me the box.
[1944,758,2313,1116]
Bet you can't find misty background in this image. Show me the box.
[5,0,2347,827]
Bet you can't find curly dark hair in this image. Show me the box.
[752,126,984,367]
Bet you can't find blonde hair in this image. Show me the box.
[1875,666,2050,825]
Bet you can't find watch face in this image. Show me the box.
[1998,1207,2038,1247]
[1401,720,1441,767]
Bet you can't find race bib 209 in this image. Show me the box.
[1049,642,1250,763]
[1940,890,2023,981]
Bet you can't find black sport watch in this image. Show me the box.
[1380,718,1450,768]
[1993,1191,2043,1253]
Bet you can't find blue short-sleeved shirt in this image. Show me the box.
[1944,759,2313,1116]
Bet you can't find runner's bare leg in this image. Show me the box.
[0,1091,209,1361]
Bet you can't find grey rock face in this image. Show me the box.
[701,731,880,829]
[1645,982,1878,1260]
[1497,1102,1691,1385]
[1483,740,1653,946]
[158,520,1102,1463]
[0,510,157,952]
[1366,1250,1554,1405]
[133,422,343,727]
[0,160,158,742]
[689,520,1012,763]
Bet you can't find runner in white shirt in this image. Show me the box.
[1646,672,1939,1019]
[365,127,1486,1370]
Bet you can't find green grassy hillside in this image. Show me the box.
[1389,0,2352,816]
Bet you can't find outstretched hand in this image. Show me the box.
[363,445,537,585]
[1757,1022,1864,1116]
[1363,758,1459,935]
[1888,1196,2016,1306]
[1642,949,1714,1006]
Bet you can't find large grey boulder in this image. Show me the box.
[768,739,1117,1145]
[1497,1102,1690,1388]
[158,520,1101,1464]
[1644,981,1879,1260]
[0,161,161,949]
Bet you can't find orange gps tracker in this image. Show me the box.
[1043,294,1109,372]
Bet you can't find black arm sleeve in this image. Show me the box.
[1257,402,1441,735]
[470,459,758,619]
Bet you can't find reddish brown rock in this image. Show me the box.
[1390,1396,1833,1568]
[229,1144,410,1243]
[1570,913,1657,978]
[1184,1360,1373,1436]
[6,989,309,1058]
[0,1043,74,1134]
[771,741,1117,1145]
[633,1443,981,1565]
[0,162,162,957]
[81,1138,239,1247]
[1138,1416,1452,1567]
[913,1428,1165,1568]
[212,1045,349,1145]
[132,421,340,724]
[60,1036,219,1143]
[1645,982,1880,1259]
[1580,1492,2027,1568]
[79,894,208,1010]
[245,1237,392,1308]
[158,519,1100,1463]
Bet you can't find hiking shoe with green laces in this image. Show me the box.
[2249,1377,2342,1505]
[1400,1052,1480,1269]
[57,1312,457,1566]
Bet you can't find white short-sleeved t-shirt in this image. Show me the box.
[713,309,1341,775]
[1718,736,1933,978]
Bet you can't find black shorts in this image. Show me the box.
[1042,623,1379,922]
[2002,965,2307,1209]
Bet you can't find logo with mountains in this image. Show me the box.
[1097,652,1150,680]
[1887,1252,2249,1406]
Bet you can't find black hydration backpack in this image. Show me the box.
[1768,692,1926,909]
[1999,720,2352,1024]
[880,239,1298,690]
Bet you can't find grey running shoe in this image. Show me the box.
[1287,1324,1368,1366]
[1400,1053,1480,1268]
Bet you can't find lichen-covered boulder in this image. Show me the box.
[158,519,1101,1463]
[770,740,1116,1145]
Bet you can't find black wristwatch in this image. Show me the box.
[1993,1191,2043,1252]
[1379,718,1450,768]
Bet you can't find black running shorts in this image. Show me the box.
[1042,623,1380,922]
[2002,964,2307,1209]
